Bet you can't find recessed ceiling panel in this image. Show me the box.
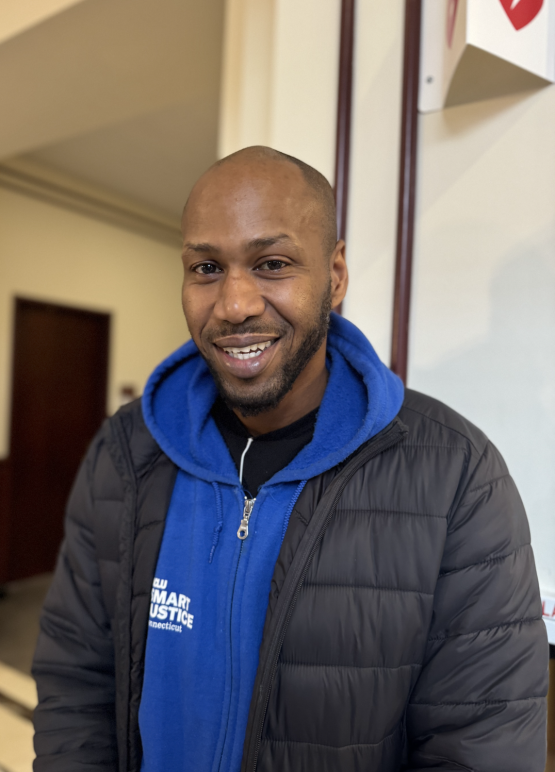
[29,95,219,220]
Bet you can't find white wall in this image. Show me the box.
[410,87,555,596]
[0,188,188,458]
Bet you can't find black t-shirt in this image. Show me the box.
[211,397,318,498]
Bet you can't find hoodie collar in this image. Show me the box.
[142,313,404,487]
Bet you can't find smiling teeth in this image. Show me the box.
[223,340,273,360]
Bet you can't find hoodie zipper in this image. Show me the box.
[237,497,256,540]
[237,436,255,540]
[243,418,408,772]
[218,435,258,770]
[217,491,257,772]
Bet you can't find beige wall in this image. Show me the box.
[0,187,188,458]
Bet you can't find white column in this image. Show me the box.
[218,0,340,182]
[219,0,275,156]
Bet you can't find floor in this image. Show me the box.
[0,574,51,772]
[0,575,553,771]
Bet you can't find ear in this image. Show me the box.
[330,240,348,310]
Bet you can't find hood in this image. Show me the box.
[142,313,404,487]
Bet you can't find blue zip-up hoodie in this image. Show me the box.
[139,313,404,772]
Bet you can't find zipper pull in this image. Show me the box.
[237,497,256,540]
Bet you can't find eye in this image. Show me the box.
[257,259,287,272]
[193,262,222,275]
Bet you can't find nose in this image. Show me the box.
[213,268,265,324]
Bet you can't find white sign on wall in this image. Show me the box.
[420,0,555,112]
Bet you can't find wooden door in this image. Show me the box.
[7,298,110,580]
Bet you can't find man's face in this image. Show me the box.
[180,160,345,416]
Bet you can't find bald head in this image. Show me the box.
[183,146,338,257]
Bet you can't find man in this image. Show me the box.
[33,147,548,772]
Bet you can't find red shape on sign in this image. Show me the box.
[447,0,459,48]
[499,0,544,31]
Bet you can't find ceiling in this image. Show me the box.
[0,0,225,223]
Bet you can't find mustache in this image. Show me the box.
[204,320,289,343]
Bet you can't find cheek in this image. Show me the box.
[267,280,323,329]
[181,286,210,342]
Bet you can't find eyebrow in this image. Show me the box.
[183,233,296,256]
[183,242,217,254]
[246,233,294,250]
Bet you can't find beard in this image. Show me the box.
[202,282,332,417]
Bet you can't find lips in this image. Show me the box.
[212,337,280,378]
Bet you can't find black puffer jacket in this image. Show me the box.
[32,390,548,772]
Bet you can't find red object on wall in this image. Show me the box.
[499,0,544,31]
[447,0,460,47]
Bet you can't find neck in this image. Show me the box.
[234,344,328,436]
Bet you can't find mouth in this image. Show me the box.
[212,336,281,378]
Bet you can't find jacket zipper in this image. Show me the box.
[111,413,139,772]
[244,419,408,772]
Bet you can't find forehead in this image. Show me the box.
[182,161,318,242]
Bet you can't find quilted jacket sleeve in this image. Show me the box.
[32,424,118,772]
[405,440,549,771]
